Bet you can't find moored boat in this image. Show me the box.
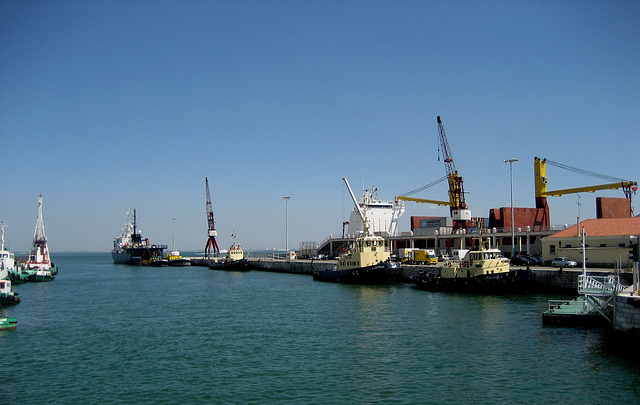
[312,178,402,285]
[0,317,18,330]
[112,209,168,265]
[0,279,20,305]
[209,231,249,271]
[29,269,54,282]
[23,194,58,276]
[166,251,191,267]
[410,235,536,294]
[146,256,169,267]
[0,221,15,281]
[7,268,32,284]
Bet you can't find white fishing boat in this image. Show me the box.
[23,194,57,279]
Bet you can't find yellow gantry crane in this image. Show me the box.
[534,157,637,215]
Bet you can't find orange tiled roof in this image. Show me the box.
[549,217,640,238]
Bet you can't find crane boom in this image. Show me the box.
[395,195,451,206]
[541,181,638,197]
[535,157,637,198]
[204,177,220,258]
[437,116,457,177]
[343,177,369,235]
[437,116,467,212]
[534,157,637,217]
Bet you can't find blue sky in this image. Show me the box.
[1,1,638,252]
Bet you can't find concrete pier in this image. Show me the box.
[249,258,334,274]
[189,257,631,292]
[614,291,640,334]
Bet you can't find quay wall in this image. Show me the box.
[614,293,640,334]
[189,258,633,293]
[531,268,632,294]
[248,258,334,274]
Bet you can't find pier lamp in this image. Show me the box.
[172,217,176,251]
[283,196,291,253]
[504,158,518,258]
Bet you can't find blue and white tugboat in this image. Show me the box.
[312,178,402,285]
[112,209,167,265]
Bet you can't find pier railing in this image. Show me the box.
[578,275,625,295]
[547,298,587,314]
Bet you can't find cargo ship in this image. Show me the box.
[112,209,167,265]
[344,184,405,237]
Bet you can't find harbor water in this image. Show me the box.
[2,253,640,404]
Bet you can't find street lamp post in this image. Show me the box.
[504,158,518,258]
[282,196,291,253]
[172,217,176,251]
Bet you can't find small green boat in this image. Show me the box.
[0,317,18,330]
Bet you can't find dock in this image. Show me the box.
[188,257,632,292]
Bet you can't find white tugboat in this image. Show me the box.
[313,177,402,284]
[1,221,31,284]
[0,221,13,281]
[24,194,56,281]
[0,222,21,304]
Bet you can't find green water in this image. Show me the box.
[2,253,639,404]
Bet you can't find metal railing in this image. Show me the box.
[578,274,625,294]
[547,298,587,313]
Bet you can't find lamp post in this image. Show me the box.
[171,217,176,251]
[504,158,518,258]
[282,196,291,252]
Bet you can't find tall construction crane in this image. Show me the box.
[204,177,220,258]
[396,116,471,231]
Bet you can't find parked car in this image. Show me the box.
[551,257,578,268]
[510,256,532,266]
[524,256,542,266]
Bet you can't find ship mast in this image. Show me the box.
[29,193,50,265]
[1,221,6,252]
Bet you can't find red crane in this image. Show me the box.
[204,177,220,258]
